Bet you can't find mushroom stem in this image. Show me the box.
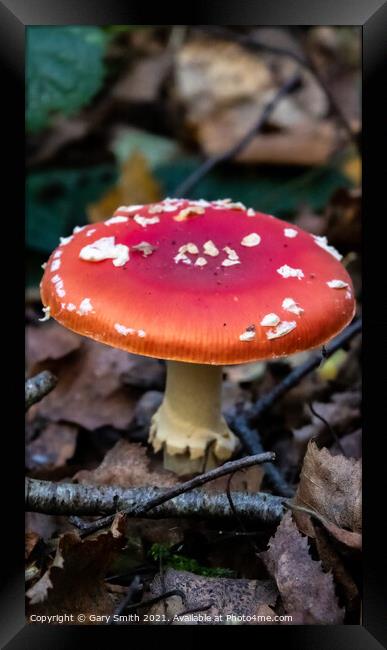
[149,361,239,475]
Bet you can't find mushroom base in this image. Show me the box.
[149,361,239,476]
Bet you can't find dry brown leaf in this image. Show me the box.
[27,514,126,620]
[27,322,81,367]
[75,439,177,488]
[292,397,360,448]
[331,428,361,459]
[28,336,138,431]
[314,527,360,617]
[146,568,278,624]
[87,151,161,223]
[112,53,172,103]
[294,440,362,547]
[25,532,40,560]
[198,114,337,166]
[175,37,274,120]
[261,512,343,624]
[26,422,78,471]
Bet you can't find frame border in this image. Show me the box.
[4,0,386,646]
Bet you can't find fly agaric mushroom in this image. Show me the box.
[40,198,355,475]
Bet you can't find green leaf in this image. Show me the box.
[26,165,117,254]
[26,26,107,133]
[154,159,352,218]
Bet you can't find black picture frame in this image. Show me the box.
[4,1,386,647]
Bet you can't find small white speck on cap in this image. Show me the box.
[185,243,199,255]
[131,241,157,257]
[59,235,73,246]
[77,298,93,315]
[284,228,298,238]
[38,306,50,322]
[56,288,66,298]
[133,214,160,228]
[137,329,146,337]
[266,321,297,340]
[277,265,304,280]
[51,275,61,284]
[41,262,47,270]
[195,257,207,267]
[53,250,62,259]
[67,303,76,311]
[260,313,280,327]
[223,246,239,261]
[148,204,164,214]
[50,259,61,272]
[173,206,205,222]
[174,252,192,265]
[239,327,256,342]
[345,290,352,300]
[73,225,86,234]
[114,323,135,336]
[247,208,256,217]
[313,235,342,261]
[86,229,96,237]
[282,297,304,315]
[222,258,241,267]
[79,237,129,267]
[105,215,129,225]
[241,233,261,247]
[116,205,144,212]
[203,240,219,257]
[327,280,349,289]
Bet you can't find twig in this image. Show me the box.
[109,575,142,624]
[25,477,285,523]
[308,402,346,456]
[123,589,187,613]
[68,452,274,535]
[172,73,301,197]
[246,319,362,421]
[70,452,273,535]
[134,451,274,515]
[228,415,294,498]
[25,371,58,411]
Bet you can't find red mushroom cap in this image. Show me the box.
[40,198,356,364]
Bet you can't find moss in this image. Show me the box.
[149,543,234,578]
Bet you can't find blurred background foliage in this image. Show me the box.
[26,25,361,289]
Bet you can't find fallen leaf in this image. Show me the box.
[131,390,164,429]
[27,514,126,620]
[25,532,40,560]
[294,440,362,547]
[145,568,278,624]
[112,53,172,103]
[314,526,360,618]
[26,422,78,471]
[331,428,361,459]
[87,151,161,223]
[261,512,343,624]
[292,397,360,448]
[198,114,337,166]
[28,335,139,431]
[27,321,81,367]
[75,439,177,488]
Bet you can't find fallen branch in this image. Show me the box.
[229,416,294,498]
[247,318,362,421]
[25,370,58,411]
[172,72,301,197]
[25,477,285,524]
